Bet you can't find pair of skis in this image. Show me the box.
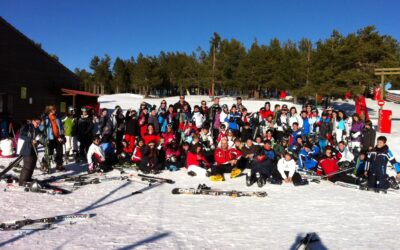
[172,186,267,198]
[334,181,399,194]
[0,213,94,231]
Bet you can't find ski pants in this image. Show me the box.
[250,160,274,178]
[65,135,78,155]
[275,170,303,185]
[48,139,63,165]
[367,165,390,189]
[331,171,357,184]
[79,137,91,158]
[19,152,37,185]
[211,163,236,176]
[187,165,208,177]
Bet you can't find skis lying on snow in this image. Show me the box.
[0,155,23,179]
[3,181,73,195]
[334,181,398,194]
[0,213,94,231]
[172,187,267,198]
[299,167,355,183]
[138,174,175,184]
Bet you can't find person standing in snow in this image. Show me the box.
[364,136,400,190]
[350,113,364,154]
[361,120,376,152]
[191,105,205,129]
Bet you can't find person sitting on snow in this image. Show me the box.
[246,148,277,186]
[336,141,354,168]
[298,143,319,171]
[211,138,242,181]
[131,139,144,165]
[276,151,308,186]
[87,135,110,173]
[186,143,211,177]
[317,146,356,184]
[164,140,181,171]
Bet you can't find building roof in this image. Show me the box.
[61,88,99,97]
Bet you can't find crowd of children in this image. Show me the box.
[2,96,399,190]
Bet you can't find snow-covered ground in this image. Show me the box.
[1,95,400,250]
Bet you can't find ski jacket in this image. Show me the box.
[147,115,160,133]
[277,158,296,178]
[162,131,176,145]
[350,121,364,143]
[142,133,160,145]
[173,101,191,113]
[240,128,253,142]
[291,130,302,146]
[337,146,354,163]
[365,145,400,174]
[131,146,142,163]
[263,149,275,162]
[125,118,139,136]
[214,148,242,166]
[361,127,376,151]
[298,148,318,170]
[44,114,63,140]
[192,112,205,128]
[186,151,210,168]
[289,114,303,128]
[302,117,310,135]
[317,155,341,178]
[62,116,76,137]
[77,115,93,140]
[259,109,274,119]
[87,143,106,164]
[99,115,113,137]
[225,112,241,131]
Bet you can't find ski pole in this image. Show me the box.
[320,166,355,179]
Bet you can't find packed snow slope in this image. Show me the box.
[0,95,399,250]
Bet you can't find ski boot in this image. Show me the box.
[210,174,224,182]
[269,177,283,185]
[56,164,66,172]
[293,179,309,186]
[230,167,242,178]
[388,176,399,190]
[246,172,256,187]
[257,173,266,188]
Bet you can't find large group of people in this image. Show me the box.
[1,95,399,191]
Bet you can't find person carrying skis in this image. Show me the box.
[364,136,400,190]
[18,117,42,185]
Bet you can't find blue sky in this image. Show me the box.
[1,0,399,71]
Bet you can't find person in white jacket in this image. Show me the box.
[276,152,307,185]
[87,135,106,173]
[191,105,205,129]
[0,137,14,157]
[336,141,354,168]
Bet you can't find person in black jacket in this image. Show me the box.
[173,95,191,113]
[124,109,139,154]
[139,141,163,174]
[240,122,252,142]
[18,117,42,185]
[77,107,94,160]
[361,120,376,152]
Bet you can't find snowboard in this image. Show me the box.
[171,188,267,198]
[0,213,93,231]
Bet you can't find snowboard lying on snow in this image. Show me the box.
[172,187,267,198]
